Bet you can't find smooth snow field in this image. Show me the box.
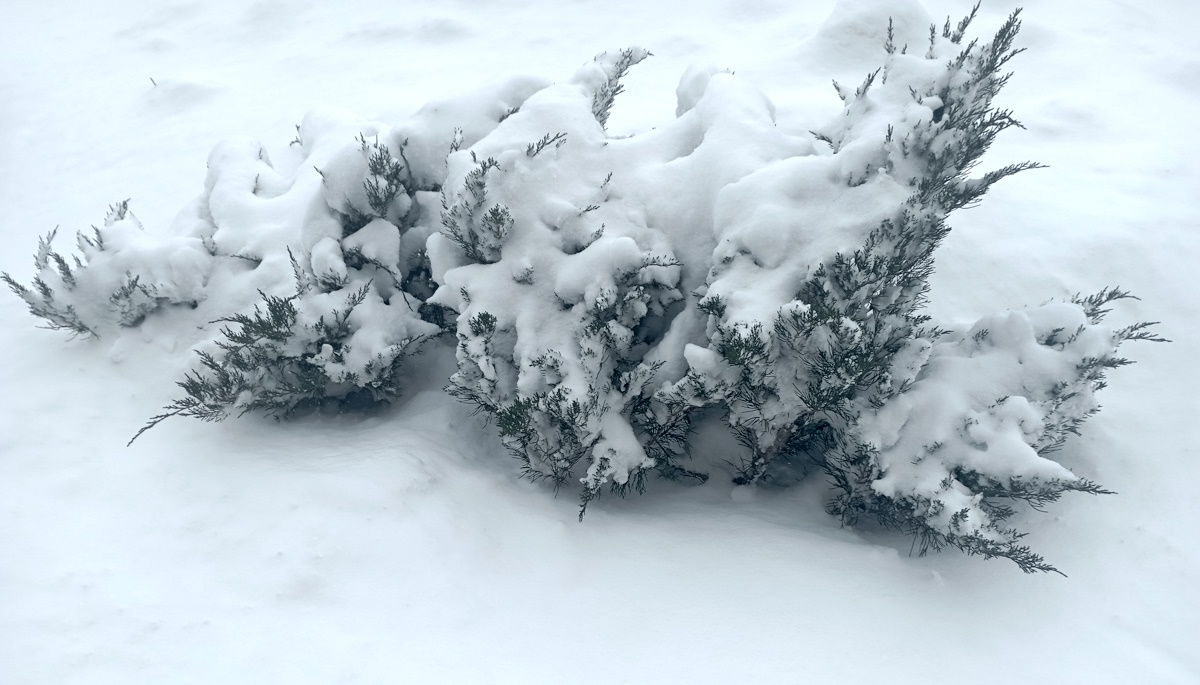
[2,0,1198,683]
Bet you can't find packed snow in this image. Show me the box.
[2,0,1198,683]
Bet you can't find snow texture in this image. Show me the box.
[1,0,1198,682]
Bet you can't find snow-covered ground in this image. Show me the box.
[2,0,1198,682]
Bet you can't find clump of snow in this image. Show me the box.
[798,0,934,80]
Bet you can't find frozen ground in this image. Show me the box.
[2,0,1198,682]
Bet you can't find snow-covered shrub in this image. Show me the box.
[131,82,562,431]
[8,79,548,438]
[430,49,708,512]
[426,43,839,512]
[127,135,445,436]
[833,289,1165,572]
[3,200,209,337]
[663,8,1037,486]
[4,4,1165,572]
[635,6,1166,572]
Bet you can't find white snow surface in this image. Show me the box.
[2,0,1199,683]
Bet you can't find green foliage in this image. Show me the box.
[2,230,95,337]
[815,287,1165,574]
[439,155,510,263]
[591,47,650,129]
[132,283,428,444]
[328,134,424,237]
[526,132,567,157]
[362,136,410,216]
[2,201,166,338]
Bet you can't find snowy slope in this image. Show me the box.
[2,0,1198,683]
